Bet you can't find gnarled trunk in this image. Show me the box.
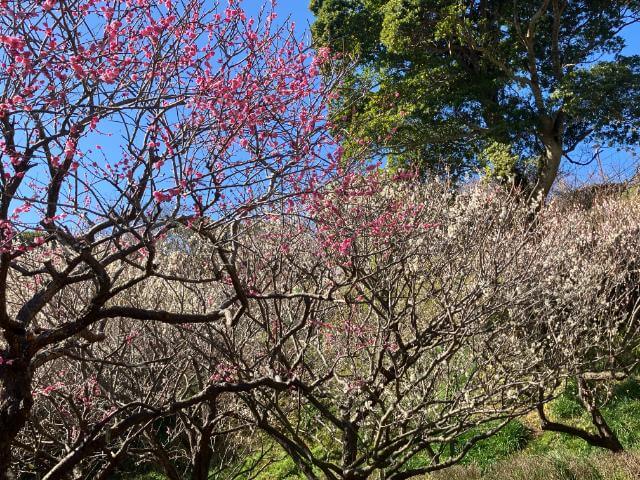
[531,129,563,207]
[537,377,623,453]
[0,359,33,480]
[576,377,623,452]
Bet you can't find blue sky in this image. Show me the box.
[278,0,314,31]
[624,23,640,56]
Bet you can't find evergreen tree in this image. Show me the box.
[312,0,640,198]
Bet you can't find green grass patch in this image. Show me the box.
[461,420,531,469]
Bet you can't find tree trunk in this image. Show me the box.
[147,433,182,480]
[576,377,624,452]
[0,358,34,480]
[340,398,361,480]
[532,131,563,206]
[537,377,623,453]
[192,424,214,480]
[341,423,359,479]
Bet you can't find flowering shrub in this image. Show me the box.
[0,0,343,477]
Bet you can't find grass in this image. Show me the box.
[427,377,640,479]
[429,451,640,480]
[461,420,532,468]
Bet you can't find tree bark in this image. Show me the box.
[576,377,624,452]
[532,127,563,206]
[341,422,359,479]
[340,398,362,480]
[0,357,34,480]
[149,434,182,480]
[192,423,215,480]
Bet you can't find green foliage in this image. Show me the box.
[556,57,640,147]
[610,377,640,401]
[16,230,45,244]
[311,0,640,184]
[481,141,522,182]
[232,430,341,480]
